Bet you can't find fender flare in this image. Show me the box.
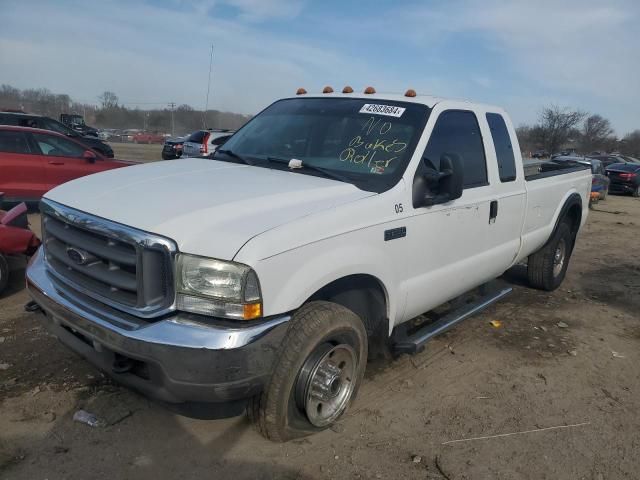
[542,192,583,253]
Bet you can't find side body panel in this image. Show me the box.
[0,151,47,200]
[517,170,590,263]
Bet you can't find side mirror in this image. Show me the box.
[83,150,98,163]
[412,153,464,208]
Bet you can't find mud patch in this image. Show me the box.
[579,264,640,316]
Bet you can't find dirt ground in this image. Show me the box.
[1,195,639,480]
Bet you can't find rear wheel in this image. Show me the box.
[0,254,9,294]
[633,185,640,198]
[527,221,574,291]
[248,301,367,442]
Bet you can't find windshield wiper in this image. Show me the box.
[266,156,350,183]
[215,149,254,166]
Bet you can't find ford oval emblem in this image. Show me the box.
[66,247,89,265]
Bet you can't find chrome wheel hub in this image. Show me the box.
[297,343,357,427]
[553,240,566,277]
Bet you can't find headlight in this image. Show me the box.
[176,254,262,320]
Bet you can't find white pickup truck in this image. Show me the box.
[26,87,591,441]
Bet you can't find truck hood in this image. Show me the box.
[45,158,375,260]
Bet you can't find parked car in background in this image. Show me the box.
[181,129,233,158]
[606,163,640,197]
[59,114,98,137]
[133,131,165,144]
[532,150,549,159]
[0,111,114,158]
[162,136,186,160]
[554,156,609,200]
[0,196,40,294]
[588,154,640,169]
[0,126,134,204]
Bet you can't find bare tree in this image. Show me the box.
[538,105,586,154]
[98,91,119,109]
[620,130,640,157]
[580,114,614,153]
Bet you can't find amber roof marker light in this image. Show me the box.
[342,86,354,93]
[404,89,417,97]
[364,86,376,94]
[296,88,307,95]
[322,86,334,94]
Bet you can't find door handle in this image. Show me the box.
[48,160,64,165]
[489,200,498,224]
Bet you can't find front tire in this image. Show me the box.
[0,254,9,294]
[249,301,367,442]
[527,221,574,291]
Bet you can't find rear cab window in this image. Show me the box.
[486,113,517,182]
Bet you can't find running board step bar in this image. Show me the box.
[393,284,513,355]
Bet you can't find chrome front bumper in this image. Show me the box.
[26,248,290,406]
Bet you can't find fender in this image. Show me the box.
[543,191,583,251]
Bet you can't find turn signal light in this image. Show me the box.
[404,89,417,97]
[243,302,262,320]
[322,86,334,93]
[342,86,354,93]
[296,88,307,95]
[364,86,376,94]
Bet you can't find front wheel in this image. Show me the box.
[248,301,368,442]
[527,221,574,291]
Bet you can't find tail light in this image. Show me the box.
[201,132,211,154]
[619,172,637,180]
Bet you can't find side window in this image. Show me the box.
[423,110,487,188]
[0,131,31,154]
[486,113,516,182]
[32,133,86,158]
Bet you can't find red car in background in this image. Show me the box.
[133,131,165,144]
[0,126,135,204]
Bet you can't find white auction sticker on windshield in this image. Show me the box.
[359,104,406,118]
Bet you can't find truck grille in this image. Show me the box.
[41,200,176,318]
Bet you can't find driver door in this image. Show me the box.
[402,108,495,321]
[30,132,99,192]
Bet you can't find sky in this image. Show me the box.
[1,0,639,134]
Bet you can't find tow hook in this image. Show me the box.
[24,300,42,313]
[112,354,134,374]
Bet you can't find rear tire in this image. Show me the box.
[633,185,640,198]
[527,221,574,291]
[248,301,367,442]
[0,254,9,295]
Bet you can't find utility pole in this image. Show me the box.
[168,102,176,136]
[203,43,214,129]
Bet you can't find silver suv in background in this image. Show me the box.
[181,129,234,158]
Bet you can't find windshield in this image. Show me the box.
[217,98,430,192]
[41,117,76,135]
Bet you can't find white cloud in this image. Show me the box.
[0,0,370,114]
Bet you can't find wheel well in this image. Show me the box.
[307,274,389,358]
[565,202,582,236]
